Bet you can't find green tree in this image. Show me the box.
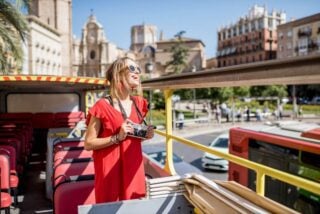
[166,31,189,74]
[250,85,287,98]
[0,0,29,74]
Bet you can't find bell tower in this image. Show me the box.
[30,0,73,76]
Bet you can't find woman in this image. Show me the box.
[85,57,154,203]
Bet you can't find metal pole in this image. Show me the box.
[164,89,176,175]
[292,85,297,119]
[193,89,196,119]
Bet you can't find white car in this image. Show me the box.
[143,145,202,177]
[201,133,229,171]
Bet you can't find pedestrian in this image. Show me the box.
[245,106,251,122]
[84,57,154,203]
[178,111,185,129]
[216,104,221,124]
[298,106,303,117]
[278,103,283,120]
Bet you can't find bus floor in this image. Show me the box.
[3,148,53,213]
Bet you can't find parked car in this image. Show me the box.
[142,145,202,176]
[201,133,229,171]
[310,96,320,105]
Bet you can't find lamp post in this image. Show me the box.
[145,61,154,123]
[191,65,196,119]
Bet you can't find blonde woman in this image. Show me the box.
[85,57,154,203]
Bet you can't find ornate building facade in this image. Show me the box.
[217,5,286,67]
[72,14,128,77]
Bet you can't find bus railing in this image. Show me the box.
[155,89,320,198]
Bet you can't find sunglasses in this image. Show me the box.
[128,65,142,74]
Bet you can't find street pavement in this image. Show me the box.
[146,116,320,144]
[146,119,262,144]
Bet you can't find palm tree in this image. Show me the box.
[0,0,29,74]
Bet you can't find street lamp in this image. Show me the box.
[145,61,154,123]
[192,65,196,119]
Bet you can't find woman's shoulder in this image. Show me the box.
[131,95,147,103]
[91,98,114,109]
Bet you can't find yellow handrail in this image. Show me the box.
[155,128,320,196]
[163,89,176,175]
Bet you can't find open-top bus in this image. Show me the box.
[1,55,320,214]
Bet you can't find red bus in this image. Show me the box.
[229,121,320,214]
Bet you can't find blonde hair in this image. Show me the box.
[106,57,142,99]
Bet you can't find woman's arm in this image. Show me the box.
[84,115,132,151]
[84,116,115,151]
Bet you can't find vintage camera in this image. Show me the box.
[129,123,149,139]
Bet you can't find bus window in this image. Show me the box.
[7,93,80,113]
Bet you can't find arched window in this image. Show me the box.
[90,50,95,60]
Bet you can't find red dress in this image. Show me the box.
[86,96,148,203]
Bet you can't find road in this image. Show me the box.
[147,131,228,181]
[173,132,228,181]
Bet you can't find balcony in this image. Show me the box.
[297,29,312,37]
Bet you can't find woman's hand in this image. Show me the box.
[118,119,133,141]
[145,125,155,139]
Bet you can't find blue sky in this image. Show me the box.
[72,0,319,58]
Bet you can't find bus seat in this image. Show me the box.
[54,175,95,214]
[54,141,85,153]
[0,138,24,166]
[32,113,55,129]
[54,157,92,169]
[0,154,13,210]
[0,113,33,120]
[53,150,92,167]
[54,112,85,120]
[54,112,85,128]
[0,148,19,205]
[53,161,94,188]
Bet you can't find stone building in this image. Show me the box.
[25,15,62,75]
[277,13,320,59]
[73,14,128,77]
[130,24,206,79]
[29,0,73,76]
[217,5,286,67]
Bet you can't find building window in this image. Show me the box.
[251,21,256,31]
[287,30,292,37]
[298,38,308,55]
[90,50,96,60]
[279,45,284,51]
[239,26,243,35]
[287,42,292,50]
[279,32,283,40]
[233,27,237,36]
[258,19,263,29]
[245,23,249,33]
[268,18,273,29]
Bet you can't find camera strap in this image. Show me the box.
[107,95,147,126]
